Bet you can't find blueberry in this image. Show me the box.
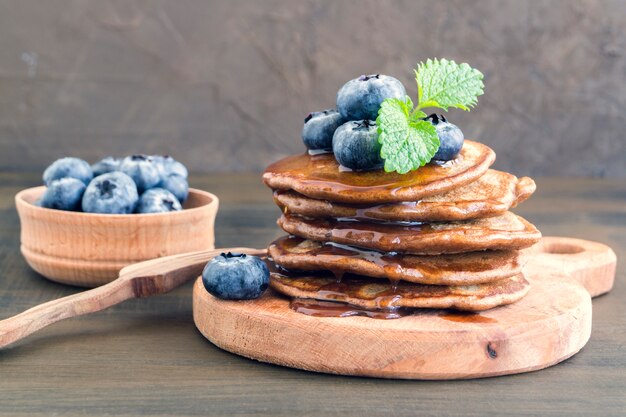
[40,178,86,211]
[119,155,160,193]
[332,120,383,171]
[202,253,270,300]
[92,157,120,177]
[336,74,406,121]
[151,155,188,180]
[158,174,189,204]
[135,188,182,214]
[301,109,345,150]
[82,172,139,214]
[169,160,188,178]
[425,114,465,161]
[43,157,93,186]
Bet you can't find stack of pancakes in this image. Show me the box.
[262,140,541,313]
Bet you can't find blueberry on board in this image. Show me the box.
[135,188,182,214]
[92,157,121,177]
[425,114,465,161]
[40,178,86,211]
[332,120,383,171]
[336,74,406,121]
[151,155,188,180]
[202,253,270,300]
[43,157,93,186]
[158,174,189,204]
[119,155,161,193]
[301,109,345,150]
[82,172,139,214]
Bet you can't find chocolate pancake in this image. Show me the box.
[268,235,524,285]
[274,170,536,222]
[277,212,541,254]
[263,140,495,204]
[270,269,530,311]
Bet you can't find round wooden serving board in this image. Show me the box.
[193,237,616,379]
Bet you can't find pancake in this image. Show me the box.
[274,170,536,222]
[277,212,542,254]
[268,235,524,285]
[263,140,495,204]
[270,269,530,312]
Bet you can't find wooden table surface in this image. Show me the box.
[0,173,624,417]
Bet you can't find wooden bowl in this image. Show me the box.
[15,186,219,287]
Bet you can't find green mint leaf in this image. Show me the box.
[376,96,439,174]
[416,58,484,111]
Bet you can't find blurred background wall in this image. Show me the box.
[0,0,624,177]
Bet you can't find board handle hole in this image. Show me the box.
[543,242,585,254]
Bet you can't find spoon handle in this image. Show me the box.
[0,247,265,348]
[0,278,134,348]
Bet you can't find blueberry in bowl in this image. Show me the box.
[202,252,270,300]
[152,155,188,180]
[91,157,121,177]
[82,172,139,214]
[136,188,182,214]
[43,157,93,186]
[336,74,406,121]
[301,109,345,151]
[119,155,161,193]
[158,174,189,204]
[38,154,191,213]
[332,120,383,171]
[39,178,86,212]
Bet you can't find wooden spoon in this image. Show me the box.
[0,247,266,349]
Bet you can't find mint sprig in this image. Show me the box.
[416,58,484,111]
[377,58,484,173]
[377,97,439,174]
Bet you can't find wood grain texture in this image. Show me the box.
[0,174,624,416]
[0,1,624,177]
[527,237,617,297]
[15,187,218,287]
[192,237,613,379]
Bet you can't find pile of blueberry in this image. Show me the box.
[38,155,189,214]
[302,74,464,170]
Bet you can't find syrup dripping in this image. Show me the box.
[330,269,345,284]
[389,277,400,292]
[270,235,516,284]
[266,259,413,320]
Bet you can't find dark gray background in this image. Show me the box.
[0,0,624,177]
